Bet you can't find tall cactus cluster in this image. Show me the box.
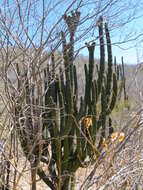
[114,55,128,110]
[14,12,125,190]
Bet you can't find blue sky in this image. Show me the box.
[110,14,143,65]
[78,1,143,65]
[80,38,143,65]
[73,0,143,65]
[1,0,143,65]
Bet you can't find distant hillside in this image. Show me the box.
[75,54,143,106]
[0,52,142,112]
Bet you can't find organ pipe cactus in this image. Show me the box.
[41,14,123,189]
[15,12,125,190]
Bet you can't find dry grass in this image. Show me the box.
[1,109,143,190]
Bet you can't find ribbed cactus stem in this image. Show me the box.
[107,73,117,114]
[97,16,105,98]
[105,22,113,104]
[114,56,117,73]
[121,56,127,100]
[85,42,96,113]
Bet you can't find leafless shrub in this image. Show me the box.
[0,0,143,190]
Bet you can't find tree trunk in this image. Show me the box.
[31,162,37,190]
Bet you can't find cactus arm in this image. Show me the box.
[105,22,113,104]
[107,73,118,115]
[101,86,107,137]
[84,63,89,113]
[73,65,78,98]
[86,42,96,114]
[114,56,117,73]
[121,56,127,100]
[97,16,105,98]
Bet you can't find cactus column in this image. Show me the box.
[15,13,125,190]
